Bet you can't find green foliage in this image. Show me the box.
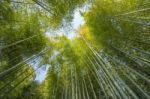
[0,0,150,99]
[16,81,44,99]
[35,0,87,29]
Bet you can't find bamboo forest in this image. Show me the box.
[0,0,150,99]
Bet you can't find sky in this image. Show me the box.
[67,9,85,39]
[72,9,85,30]
[35,65,49,82]
[45,8,85,39]
[35,9,85,83]
[35,51,60,83]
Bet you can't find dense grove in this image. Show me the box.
[0,0,150,99]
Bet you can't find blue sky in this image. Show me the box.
[35,9,85,83]
[72,9,84,29]
[45,9,85,39]
[67,9,85,39]
[35,65,49,82]
[35,51,60,83]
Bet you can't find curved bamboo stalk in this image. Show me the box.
[115,8,150,16]
[0,34,39,50]
[0,48,49,79]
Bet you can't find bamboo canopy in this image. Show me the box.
[0,0,150,99]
